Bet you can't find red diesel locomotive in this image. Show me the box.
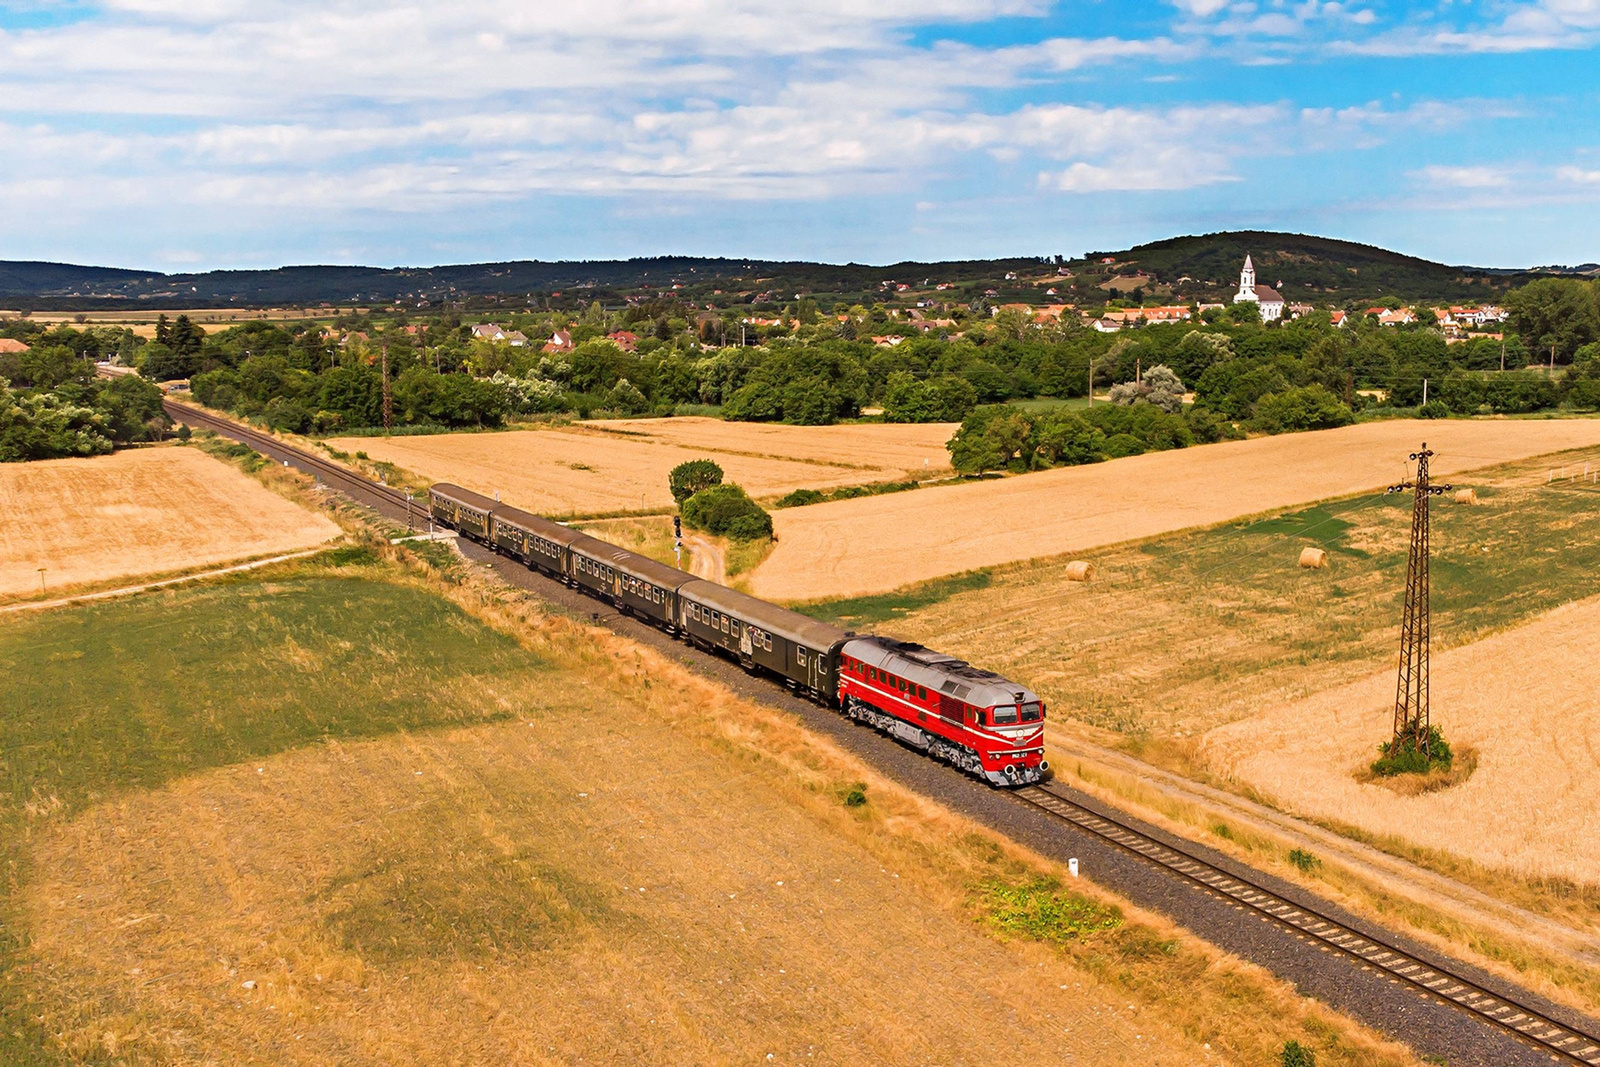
[840,637,1048,787]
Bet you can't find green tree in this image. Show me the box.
[1032,411,1105,466]
[947,406,1033,473]
[0,380,115,461]
[1505,278,1600,363]
[1251,385,1354,434]
[669,458,724,504]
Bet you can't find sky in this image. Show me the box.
[1,0,1598,272]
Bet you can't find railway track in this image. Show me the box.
[163,399,421,520]
[1016,784,1600,1065]
[165,401,1600,1064]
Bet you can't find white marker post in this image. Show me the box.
[1069,858,1079,878]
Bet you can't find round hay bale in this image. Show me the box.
[1454,488,1479,505]
[1298,547,1329,570]
[1064,560,1095,582]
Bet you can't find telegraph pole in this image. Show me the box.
[1387,444,1451,756]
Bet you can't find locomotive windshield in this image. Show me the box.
[991,702,1043,725]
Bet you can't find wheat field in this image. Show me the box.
[1203,593,1600,885]
[590,416,957,476]
[748,418,1600,602]
[0,447,340,599]
[327,421,946,517]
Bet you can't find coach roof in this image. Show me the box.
[571,537,694,589]
[492,503,582,547]
[680,578,848,651]
[430,482,499,512]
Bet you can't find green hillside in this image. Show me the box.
[1074,231,1538,306]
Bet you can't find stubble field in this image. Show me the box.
[1203,593,1600,885]
[802,444,1600,887]
[591,415,957,475]
[327,418,949,517]
[0,446,340,600]
[749,418,1600,601]
[0,556,1414,1067]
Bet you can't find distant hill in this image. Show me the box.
[0,233,1578,311]
[1074,231,1550,306]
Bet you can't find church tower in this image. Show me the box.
[1237,255,1257,302]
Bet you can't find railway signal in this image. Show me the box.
[1386,443,1451,758]
[673,515,683,566]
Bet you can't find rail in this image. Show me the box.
[1015,784,1600,1065]
[163,400,421,522]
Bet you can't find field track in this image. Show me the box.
[748,418,1600,601]
[164,404,1600,1067]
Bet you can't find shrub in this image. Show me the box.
[1101,432,1146,458]
[1371,724,1453,777]
[1281,1040,1316,1067]
[775,488,826,508]
[1287,848,1320,872]
[681,483,773,541]
[1418,399,1451,419]
[668,458,724,504]
[1252,385,1355,434]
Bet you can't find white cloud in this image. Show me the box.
[1414,164,1517,189]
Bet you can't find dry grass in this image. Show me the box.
[749,418,1600,601]
[11,580,1416,1067]
[1,518,1420,1066]
[0,446,340,601]
[589,415,956,477]
[1204,593,1600,885]
[326,423,931,517]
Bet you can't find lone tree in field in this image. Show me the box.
[669,458,724,504]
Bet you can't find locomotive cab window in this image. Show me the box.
[1020,702,1042,723]
[917,686,927,700]
[992,706,1020,725]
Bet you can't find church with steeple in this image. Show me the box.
[1234,255,1286,322]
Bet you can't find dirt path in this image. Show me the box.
[684,535,724,582]
[0,548,330,615]
[1053,733,1600,966]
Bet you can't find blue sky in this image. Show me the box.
[1,0,1598,271]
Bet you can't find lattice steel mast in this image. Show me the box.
[1387,444,1451,756]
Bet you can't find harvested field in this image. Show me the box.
[750,418,1600,601]
[1204,593,1600,885]
[0,564,1414,1067]
[590,415,956,476]
[326,425,929,517]
[815,445,1600,742]
[0,446,339,600]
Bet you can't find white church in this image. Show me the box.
[1234,255,1286,322]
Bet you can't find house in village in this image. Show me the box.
[470,323,528,346]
